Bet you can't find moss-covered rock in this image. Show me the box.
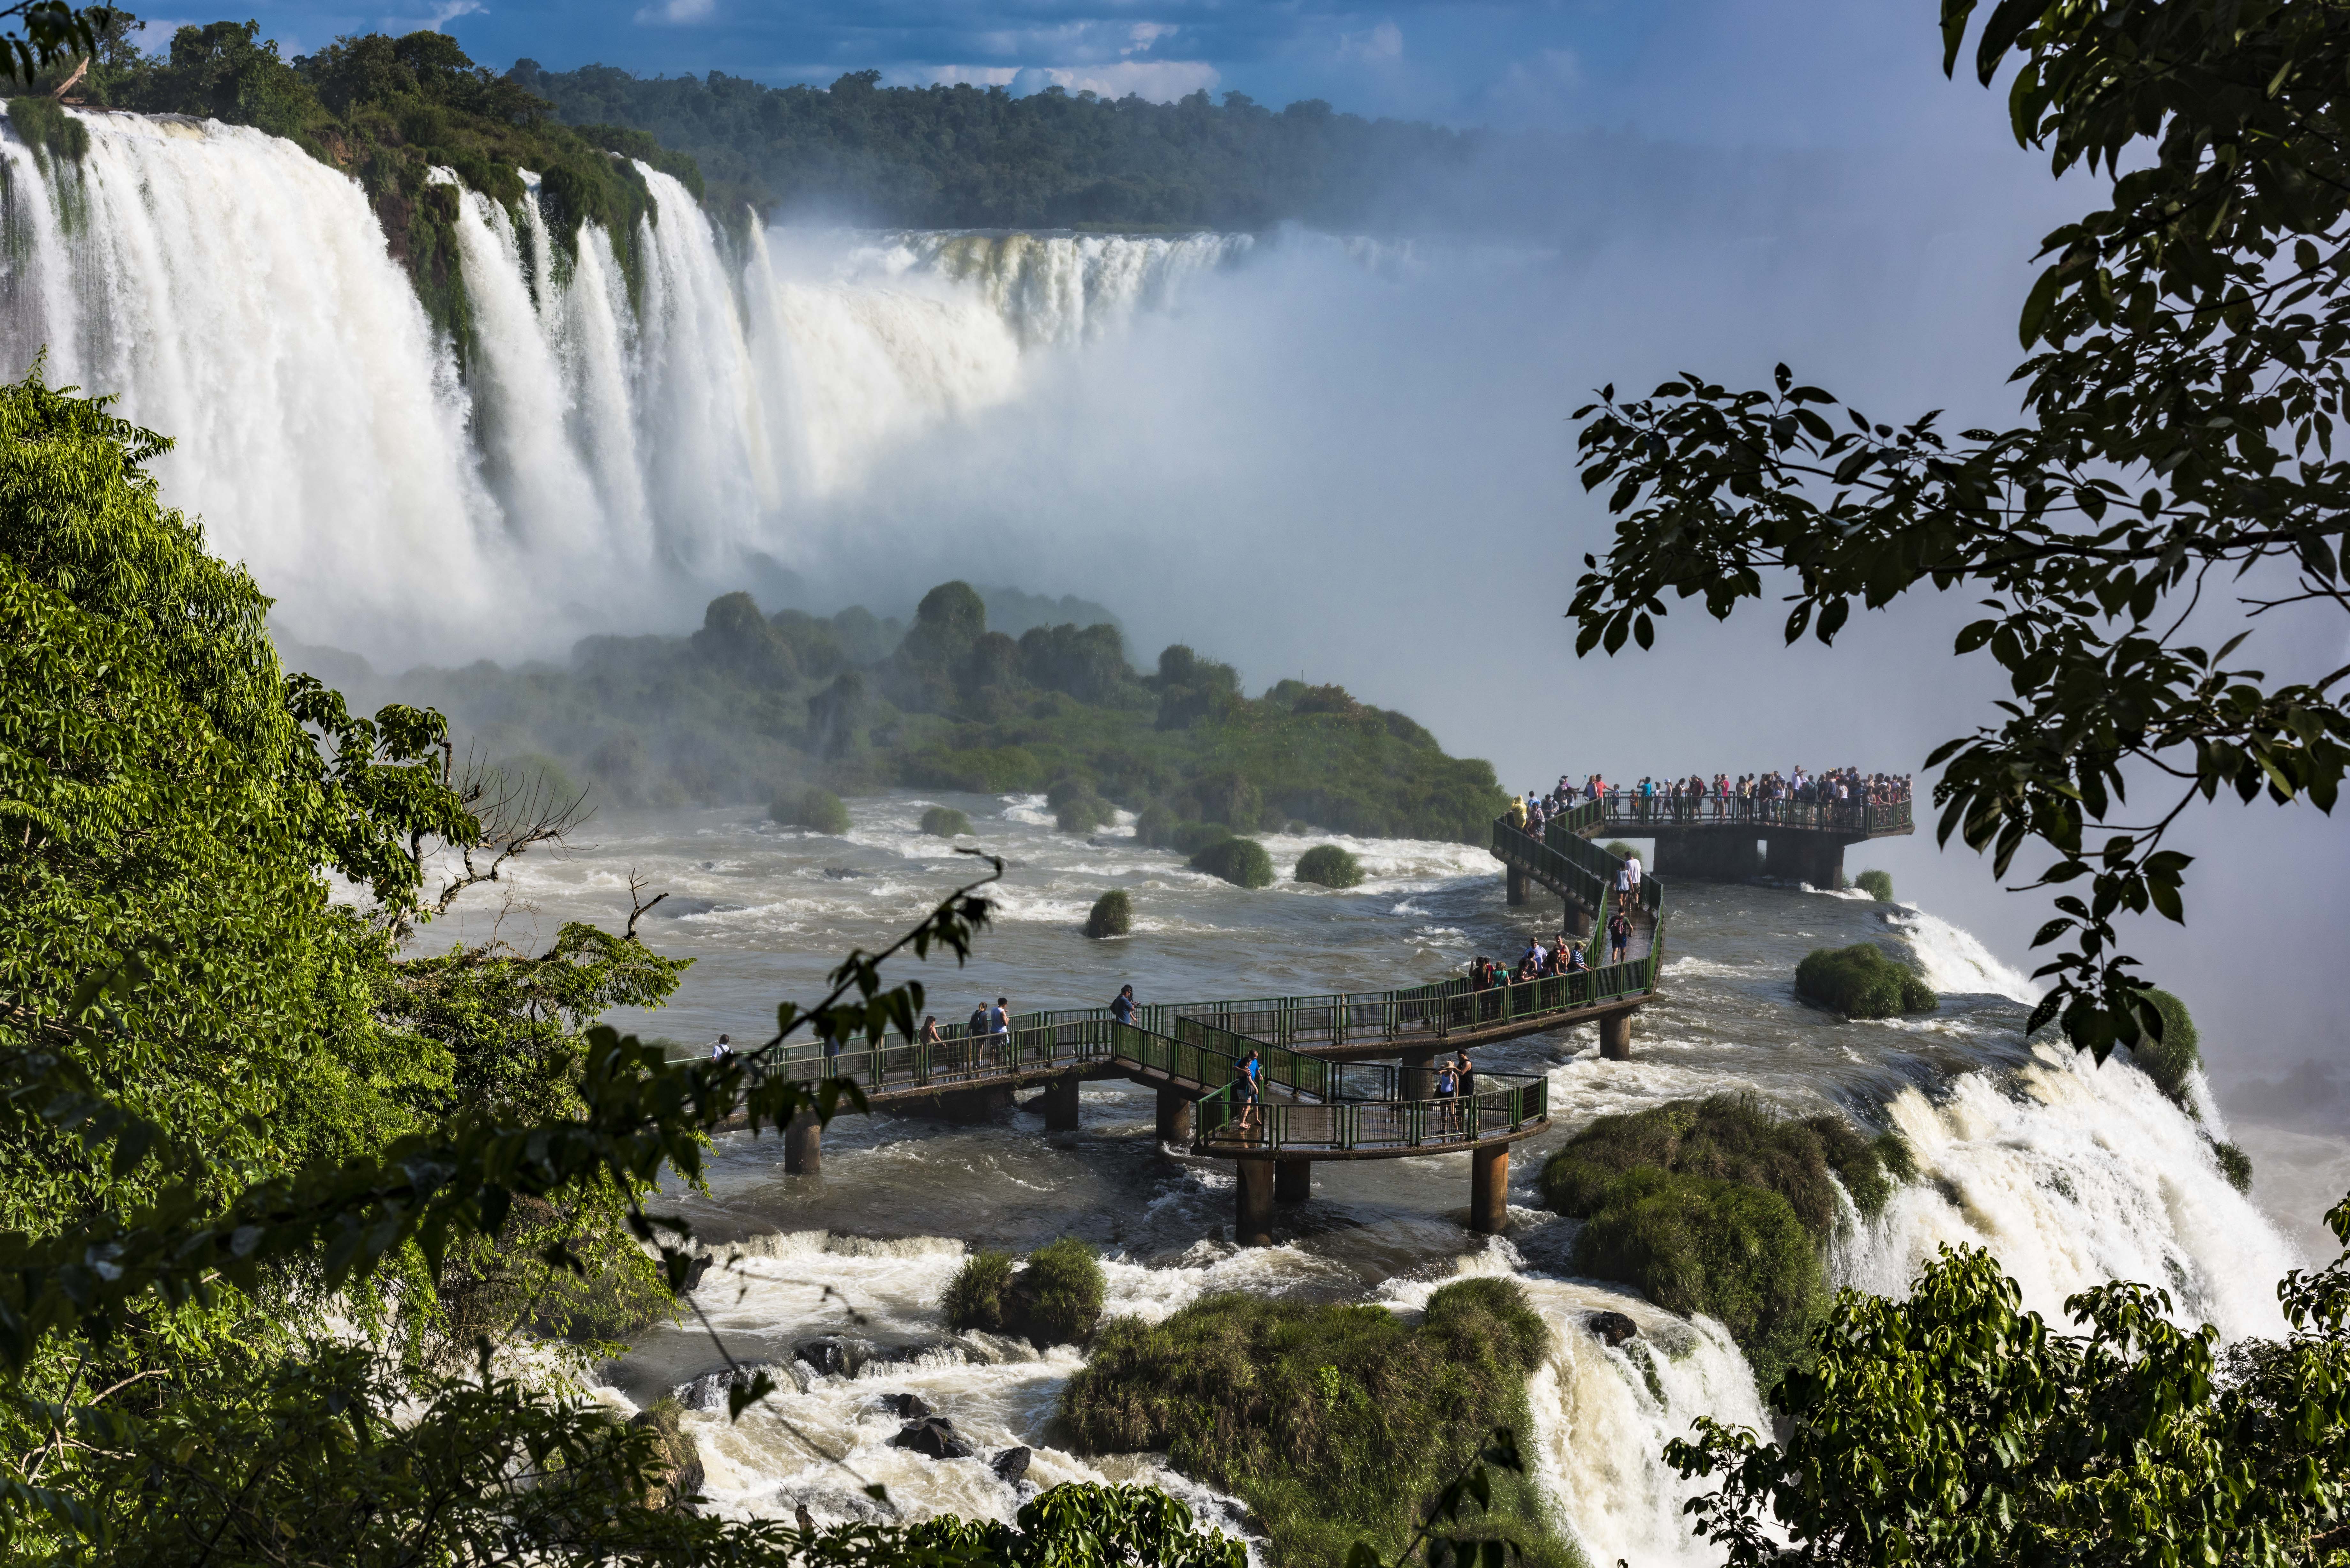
[1572,1168,1823,1393]
[1085,889,1133,939]
[1063,1278,1570,1568]
[919,805,972,838]
[628,1395,705,1512]
[1795,943,1935,1018]
[1540,1095,1910,1232]
[1055,793,1111,833]
[2127,988,2202,1103]
[1132,802,1176,848]
[1294,844,1363,889]
[772,785,850,834]
[1189,837,1273,889]
[1853,868,1894,902]
[944,1240,1103,1347]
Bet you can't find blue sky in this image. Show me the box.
[142,2,2003,146]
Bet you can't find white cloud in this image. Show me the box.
[915,59,1219,102]
[633,0,715,25]
[425,0,484,27]
[1123,22,1176,57]
[1338,20,1404,63]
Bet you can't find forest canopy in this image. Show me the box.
[508,61,1482,230]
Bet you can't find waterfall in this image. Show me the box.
[0,108,1254,654]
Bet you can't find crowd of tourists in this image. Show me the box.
[1507,767,1912,832]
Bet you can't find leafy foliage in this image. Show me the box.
[511,60,1482,230]
[940,1248,1015,1334]
[903,1482,1245,1568]
[1190,837,1275,889]
[1796,943,1937,1018]
[1064,1279,1568,1568]
[2127,986,2202,1102]
[1295,843,1366,888]
[1007,1236,1106,1347]
[1567,0,2350,1061]
[1852,867,1895,902]
[1669,1202,2350,1567]
[381,583,1505,842]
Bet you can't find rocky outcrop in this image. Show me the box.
[630,1396,705,1512]
[1586,1310,1639,1347]
[890,1415,976,1461]
[990,1446,1031,1484]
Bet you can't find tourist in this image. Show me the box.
[1625,850,1643,906]
[1433,1057,1459,1134]
[989,995,1011,1065]
[710,1033,733,1063]
[1613,857,1632,911]
[1566,941,1588,973]
[917,1015,944,1068]
[1455,1050,1477,1135]
[1110,984,1136,1026]
[1608,910,1631,964]
[1232,1059,1260,1142]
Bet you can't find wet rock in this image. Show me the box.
[890,1415,976,1461]
[679,1363,793,1412]
[880,1391,933,1419]
[822,867,866,880]
[630,1396,704,1512]
[677,1252,712,1294]
[990,1446,1031,1484]
[1586,1311,1639,1347]
[652,896,725,918]
[794,1337,872,1378]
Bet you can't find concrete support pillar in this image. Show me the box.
[1505,863,1528,906]
[1402,1047,1437,1101]
[1274,1158,1312,1205]
[1470,1144,1510,1234]
[1156,1086,1192,1146]
[1600,1011,1633,1062]
[1564,901,1593,939]
[783,1110,822,1175]
[1043,1074,1080,1132]
[1235,1160,1275,1247]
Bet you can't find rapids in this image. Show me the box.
[434,790,2307,1563]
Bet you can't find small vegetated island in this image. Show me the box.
[1795,942,1936,1019]
[373,579,1507,845]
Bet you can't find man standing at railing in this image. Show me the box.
[1110,984,1136,1027]
[989,996,1011,1066]
[710,1033,733,1064]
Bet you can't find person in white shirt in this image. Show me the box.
[1625,853,1643,906]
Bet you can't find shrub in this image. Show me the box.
[1189,837,1273,889]
[1045,774,1097,810]
[1085,889,1133,939]
[1063,1279,1567,1568]
[1056,793,1111,833]
[1293,844,1364,889]
[1573,1167,1824,1392]
[920,805,972,838]
[1539,1095,1910,1232]
[772,785,850,835]
[941,1249,1014,1333]
[1853,868,1895,902]
[2212,1139,2253,1193]
[2128,988,2202,1103]
[1132,802,1176,847]
[1004,1237,1106,1346]
[1795,943,1935,1018]
[1603,840,1636,860]
[1168,820,1230,856]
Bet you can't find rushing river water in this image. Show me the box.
[433,790,2303,1566]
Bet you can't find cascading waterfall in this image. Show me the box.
[0,108,1253,652]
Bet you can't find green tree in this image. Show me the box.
[1568,0,2350,1058]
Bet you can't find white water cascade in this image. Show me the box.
[0,107,1251,654]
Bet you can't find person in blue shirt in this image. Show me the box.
[1109,984,1136,1026]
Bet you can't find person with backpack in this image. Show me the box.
[1608,910,1631,964]
[966,1001,990,1072]
[1109,984,1136,1027]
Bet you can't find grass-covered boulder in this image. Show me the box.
[1056,793,1111,834]
[2211,1138,2253,1193]
[1189,837,1273,889]
[1540,1096,1913,1231]
[1085,889,1133,939]
[1063,1278,1570,1568]
[920,805,972,838]
[1571,1169,1823,1391]
[941,1238,1104,1348]
[772,785,850,835]
[1132,802,1176,847]
[1795,943,1935,1018]
[1293,844,1363,889]
[1541,1097,1915,1389]
[1853,868,1894,902]
[2127,988,2201,1103]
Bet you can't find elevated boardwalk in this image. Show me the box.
[1508,792,1913,888]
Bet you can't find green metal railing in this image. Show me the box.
[1550,793,1914,835]
[1193,1074,1550,1155]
